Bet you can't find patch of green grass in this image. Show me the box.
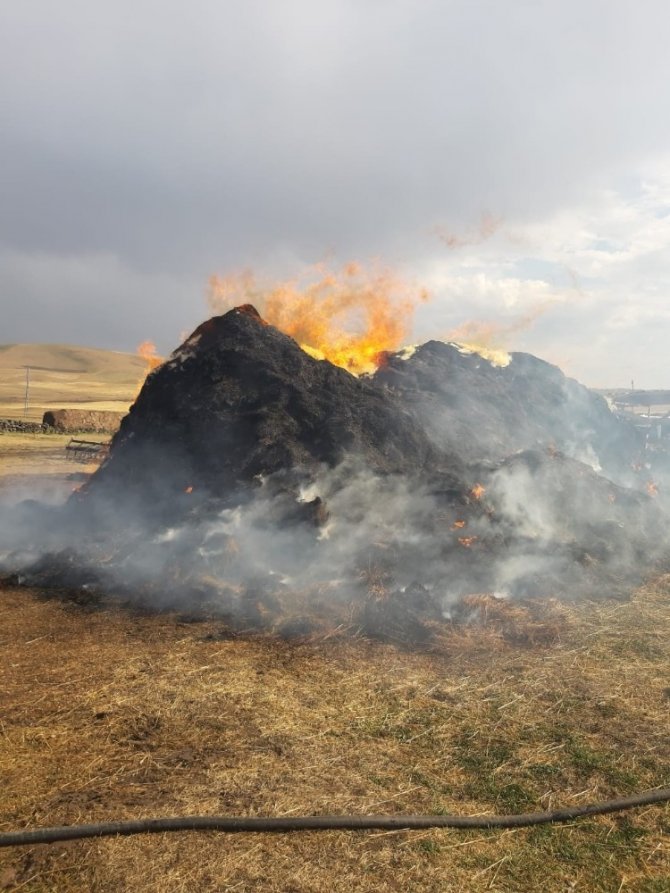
[416,838,441,855]
[353,702,441,743]
[448,732,537,810]
[367,773,388,787]
[565,738,642,790]
[567,739,610,773]
[500,822,656,890]
[606,817,649,847]
[635,878,670,893]
[526,762,562,780]
[610,637,665,660]
[459,778,535,812]
[594,699,618,718]
[407,769,441,792]
[527,825,586,862]
[452,733,515,773]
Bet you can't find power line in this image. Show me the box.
[23,366,30,418]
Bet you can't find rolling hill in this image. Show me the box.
[0,343,153,421]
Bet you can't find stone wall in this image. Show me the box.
[0,419,46,433]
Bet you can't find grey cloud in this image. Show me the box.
[0,248,197,350]
[1,1,670,355]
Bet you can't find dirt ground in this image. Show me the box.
[0,434,99,506]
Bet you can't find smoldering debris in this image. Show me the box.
[374,340,642,485]
[1,306,667,645]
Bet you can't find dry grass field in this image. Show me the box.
[0,342,142,501]
[0,344,146,422]
[0,578,669,891]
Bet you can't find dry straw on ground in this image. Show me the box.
[0,576,669,892]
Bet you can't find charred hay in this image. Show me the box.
[81,305,461,519]
[374,340,642,485]
[2,305,667,644]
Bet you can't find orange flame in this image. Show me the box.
[208,263,430,375]
[446,320,512,367]
[446,304,554,368]
[646,480,658,498]
[470,483,486,500]
[184,485,194,494]
[458,536,478,548]
[451,519,467,530]
[137,340,161,372]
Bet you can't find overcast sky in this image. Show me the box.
[1,1,670,386]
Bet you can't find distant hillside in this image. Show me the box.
[0,343,150,379]
[0,344,156,422]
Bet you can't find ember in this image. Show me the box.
[458,536,478,548]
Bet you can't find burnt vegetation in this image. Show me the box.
[2,306,667,644]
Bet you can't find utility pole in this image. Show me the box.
[23,366,31,418]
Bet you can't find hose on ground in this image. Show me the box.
[1,787,669,848]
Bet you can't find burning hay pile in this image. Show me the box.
[375,340,641,483]
[1,305,665,643]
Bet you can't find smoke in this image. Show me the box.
[444,302,558,367]
[0,441,663,644]
[0,475,77,509]
[435,213,503,250]
[1,307,668,644]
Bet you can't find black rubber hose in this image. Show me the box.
[1,787,669,848]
